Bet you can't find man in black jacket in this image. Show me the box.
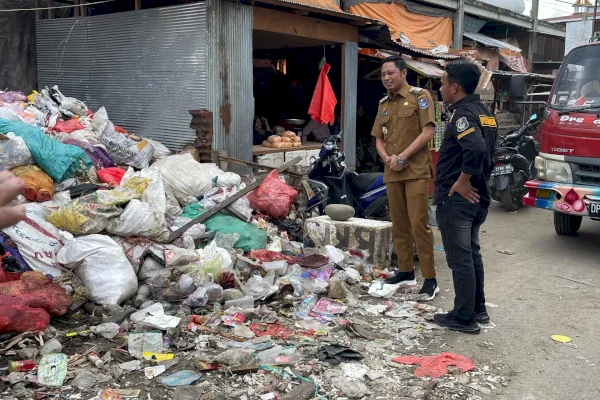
[433,61,497,333]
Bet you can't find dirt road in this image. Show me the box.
[427,204,600,400]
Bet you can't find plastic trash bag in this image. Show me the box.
[53,119,84,133]
[145,138,171,159]
[368,280,401,299]
[47,177,149,235]
[106,199,170,242]
[151,154,224,206]
[121,167,167,214]
[12,165,55,202]
[97,167,127,187]
[0,106,20,122]
[56,232,138,305]
[2,204,63,277]
[248,170,298,219]
[186,284,223,307]
[0,133,33,170]
[100,121,154,169]
[0,271,72,317]
[51,86,88,117]
[0,119,92,182]
[61,139,114,171]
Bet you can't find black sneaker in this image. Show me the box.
[475,311,490,324]
[385,270,417,286]
[434,311,481,334]
[418,278,440,301]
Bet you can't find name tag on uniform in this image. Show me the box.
[479,115,497,127]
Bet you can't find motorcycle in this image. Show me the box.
[490,114,541,211]
[305,132,389,219]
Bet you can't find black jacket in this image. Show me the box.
[434,94,497,207]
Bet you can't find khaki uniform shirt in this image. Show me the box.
[371,84,436,183]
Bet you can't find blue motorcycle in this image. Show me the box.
[306,132,389,219]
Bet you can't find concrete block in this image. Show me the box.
[304,216,394,267]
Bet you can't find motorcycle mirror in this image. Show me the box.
[529,114,538,121]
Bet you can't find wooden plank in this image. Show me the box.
[253,7,358,43]
[48,0,54,19]
[218,156,304,179]
[168,156,302,241]
[135,0,142,10]
[81,0,88,17]
[252,142,322,155]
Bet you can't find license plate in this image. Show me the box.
[491,164,512,176]
[588,202,600,217]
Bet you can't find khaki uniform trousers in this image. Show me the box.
[386,178,436,279]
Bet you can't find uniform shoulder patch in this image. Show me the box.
[479,115,497,127]
[456,117,469,132]
[379,96,389,104]
[409,87,424,95]
[418,97,429,109]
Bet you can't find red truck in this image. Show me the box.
[516,42,600,235]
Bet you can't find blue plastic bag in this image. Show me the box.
[0,119,92,182]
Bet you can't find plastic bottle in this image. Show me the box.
[134,285,151,308]
[224,295,255,310]
[87,352,104,369]
[296,294,318,319]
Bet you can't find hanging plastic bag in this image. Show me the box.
[99,121,155,169]
[248,170,298,219]
[0,133,33,170]
[56,232,138,305]
[1,204,63,277]
[98,167,127,187]
[12,165,55,202]
[0,119,92,182]
[106,199,170,243]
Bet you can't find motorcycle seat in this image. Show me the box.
[352,173,383,192]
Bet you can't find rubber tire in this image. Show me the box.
[499,188,520,212]
[554,212,582,236]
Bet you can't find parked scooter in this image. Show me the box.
[306,132,389,219]
[490,114,541,211]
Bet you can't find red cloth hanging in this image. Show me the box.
[308,63,337,126]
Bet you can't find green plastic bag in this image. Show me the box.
[181,203,267,253]
[0,119,92,182]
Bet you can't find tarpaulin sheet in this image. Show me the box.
[281,0,343,12]
[348,2,452,49]
[498,48,530,73]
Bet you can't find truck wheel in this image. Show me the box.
[499,188,520,212]
[554,212,582,236]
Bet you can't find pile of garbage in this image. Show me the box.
[0,88,508,400]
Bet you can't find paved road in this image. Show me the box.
[426,204,600,400]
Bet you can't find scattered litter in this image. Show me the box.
[551,334,572,344]
[496,250,515,255]
[160,370,202,386]
[144,365,167,379]
[392,352,476,378]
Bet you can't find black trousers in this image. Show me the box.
[436,194,489,321]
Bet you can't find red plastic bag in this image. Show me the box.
[114,125,129,134]
[53,119,85,133]
[248,170,297,219]
[249,249,296,263]
[98,167,127,187]
[0,304,50,334]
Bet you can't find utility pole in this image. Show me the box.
[528,0,540,66]
[453,0,465,50]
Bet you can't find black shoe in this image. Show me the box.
[434,311,481,334]
[385,270,417,286]
[418,278,440,301]
[475,311,490,324]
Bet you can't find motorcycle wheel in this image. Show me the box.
[499,188,520,212]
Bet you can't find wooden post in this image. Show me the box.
[74,0,80,17]
[81,0,88,17]
[453,0,464,49]
[135,0,142,10]
[35,0,41,20]
[48,0,54,19]
[528,0,540,64]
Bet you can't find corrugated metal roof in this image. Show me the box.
[253,0,379,23]
[406,59,444,78]
[393,41,460,59]
[463,32,522,52]
[492,70,555,80]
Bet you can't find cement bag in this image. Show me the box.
[12,165,55,203]
[47,177,149,235]
[121,167,167,214]
[99,121,155,169]
[151,153,220,206]
[56,232,138,305]
[0,119,92,182]
[106,200,170,243]
[0,133,33,170]
[1,204,63,277]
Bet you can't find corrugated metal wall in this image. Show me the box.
[206,0,254,172]
[342,41,358,168]
[36,2,208,150]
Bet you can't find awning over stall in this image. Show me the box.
[463,32,522,52]
[405,60,444,78]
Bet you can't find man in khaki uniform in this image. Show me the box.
[371,56,438,300]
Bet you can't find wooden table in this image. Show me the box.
[252,141,323,155]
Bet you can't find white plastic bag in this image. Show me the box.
[1,203,63,277]
[121,167,167,214]
[199,241,232,270]
[56,232,138,305]
[0,106,20,121]
[145,138,171,159]
[100,121,155,169]
[216,172,241,187]
[105,199,170,242]
[368,280,401,299]
[0,133,34,170]
[151,154,224,206]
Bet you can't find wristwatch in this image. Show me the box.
[396,156,407,166]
